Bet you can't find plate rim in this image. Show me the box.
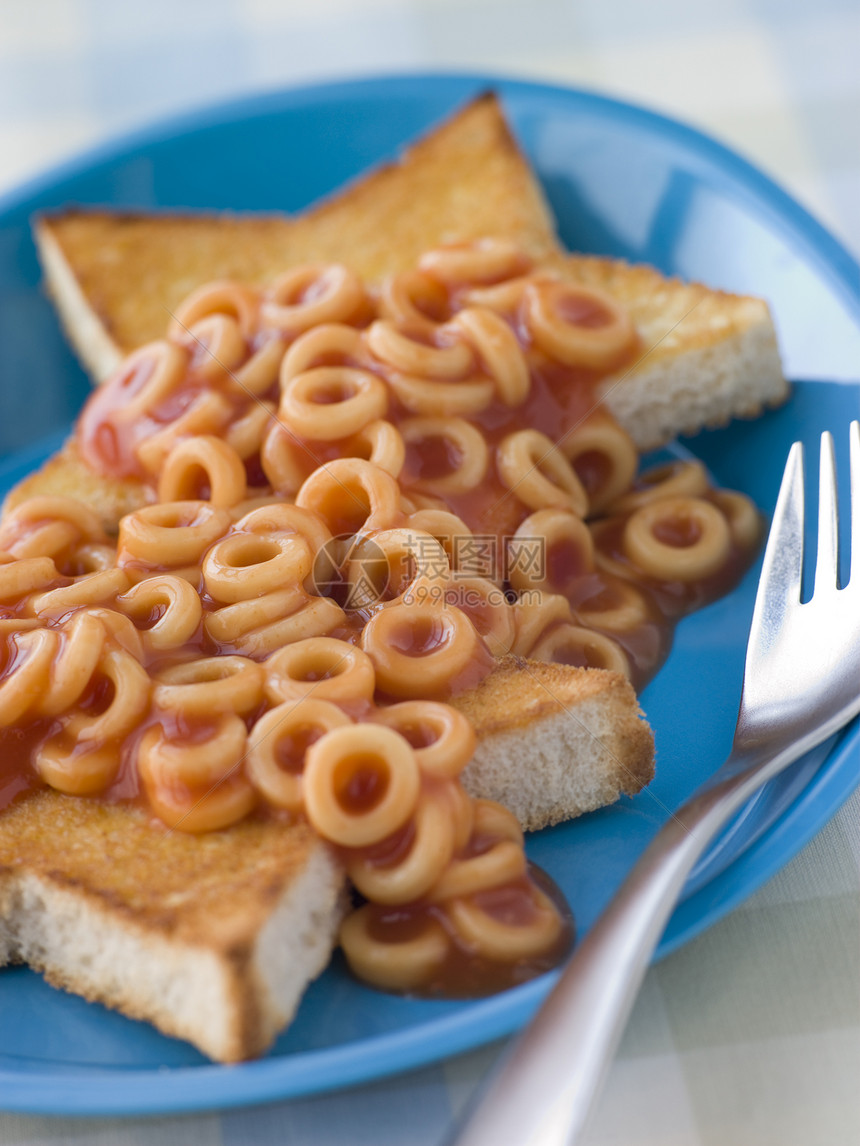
[0,71,858,1116]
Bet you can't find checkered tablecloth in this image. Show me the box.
[1,2,858,1143]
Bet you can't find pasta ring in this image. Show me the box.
[442,778,477,852]
[116,575,203,652]
[360,600,481,699]
[234,502,333,557]
[28,567,130,617]
[35,739,120,797]
[0,556,60,602]
[346,528,450,610]
[63,647,151,743]
[418,239,530,285]
[510,592,573,657]
[523,280,635,371]
[137,717,255,833]
[205,590,343,657]
[400,416,489,495]
[374,701,476,779]
[0,517,77,564]
[261,264,366,333]
[346,784,457,905]
[445,883,564,962]
[608,460,709,515]
[135,390,234,475]
[386,372,494,418]
[428,800,525,903]
[81,606,146,663]
[405,509,474,573]
[0,496,105,560]
[623,495,732,582]
[281,323,372,381]
[339,905,450,992]
[246,698,351,813]
[117,501,232,568]
[159,436,248,507]
[507,508,594,594]
[0,628,58,725]
[366,320,473,379]
[573,575,652,634]
[231,336,285,397]
[711,490,762,551]
[265,636,375,705]
[558,411,639,514]
[240,596,346,657]
[529,623,630,677]
[202,583,303,641]
[450,306,530,406]
[168,280,260,342]
[296,458,402,537]
[444,577,516,657]
[341,420,405,480]
[279,366,388,441]
[260,423,317,497]
[142,770,256,834]
[153,655,264,716]
[303,723,421,847]
[496,430,588,517]
[181,314,247,380]
[139,712,248,789]
[460,274,533,315]
[67,543,117,575]
[94,340,189,422]
[377,269,450,332]
[202,531,312,604]
[37,612,106,718]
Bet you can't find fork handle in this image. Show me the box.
[444,752,782,1146]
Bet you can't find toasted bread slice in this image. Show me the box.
[0,658,653,1061]
[454,656,653,831]
[33,94,787,452]
[0,791,345,1063]
[570,257,786,450]
[35,93,561,382]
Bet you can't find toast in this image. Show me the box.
[33,95,787,454]
[0,659,652,1061]
[35,93,560,383]
[0,792,344,1063]
[455,657,654,831]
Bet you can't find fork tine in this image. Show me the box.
[747,440,805,659]
[813,431,839,594]
[851,421,860,587]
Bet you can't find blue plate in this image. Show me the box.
[0,74,858,1116]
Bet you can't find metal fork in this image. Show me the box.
[447,421,860,1146]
